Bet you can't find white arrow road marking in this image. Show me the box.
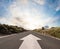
[19,34,42,49]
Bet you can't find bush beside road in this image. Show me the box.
[33,27,60,38]
[0,24,26,35]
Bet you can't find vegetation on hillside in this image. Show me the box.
[34,27,60,38]
[0,24,26,34]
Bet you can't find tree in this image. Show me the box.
[42,27,45,30]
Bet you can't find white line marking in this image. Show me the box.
[19,34,42,49]
[36,32,60,40]
[0,34,16,38]
[49,36,60,40]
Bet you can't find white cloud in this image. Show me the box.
[0,18,7,24]
[56,1,60,11]
[0,0,58,30]
[0,17,14,25]
[16,0,29,6]
[33,0,45,5]
[56,6,60,11]
[19,0,28,5]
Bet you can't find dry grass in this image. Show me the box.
[34,27,60,38]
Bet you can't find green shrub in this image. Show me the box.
[0,24,25,34]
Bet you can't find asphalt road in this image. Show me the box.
[0,31,60,49]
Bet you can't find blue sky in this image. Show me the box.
[0,0,60,30]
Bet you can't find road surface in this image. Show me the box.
[0,31,60,49]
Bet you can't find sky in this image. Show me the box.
[0,0,60,30]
